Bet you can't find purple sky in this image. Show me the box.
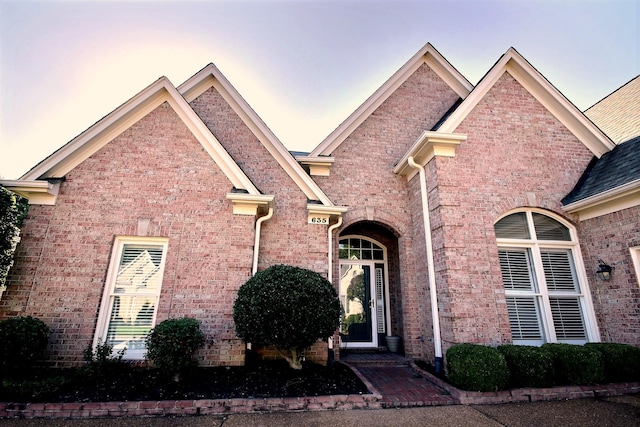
[1,0,638,179]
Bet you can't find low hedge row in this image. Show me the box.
[446,342,640,392]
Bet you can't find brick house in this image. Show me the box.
[1,44,638,368]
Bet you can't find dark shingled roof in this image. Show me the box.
[562,135,640,205]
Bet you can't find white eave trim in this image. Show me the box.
[296,156,335,176]
[437,48,615,158]
[0,180,60,205]
[179,63,336,206]
[226,193,274,216]
[310,43,473,157]
[394,131,467,179]
[562,179,640,220]
[307,203,348,218]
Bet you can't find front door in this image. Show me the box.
[339,262,378,348]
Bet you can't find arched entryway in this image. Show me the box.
[338,222,401,350]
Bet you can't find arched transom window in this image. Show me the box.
[495,210,598,345]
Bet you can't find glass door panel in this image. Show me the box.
[339,263,377,347]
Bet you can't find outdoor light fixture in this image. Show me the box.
[596,260,612,281]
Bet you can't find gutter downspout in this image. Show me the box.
[327,215,343,353]
[327,216,343,283]
[407,156,443,374]
[252,207,274,276]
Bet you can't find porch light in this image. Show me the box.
[596,260,612,281]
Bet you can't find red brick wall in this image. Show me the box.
[433,72,596,351]
[575,206,640,345]
[314,63,461,359]
[2,102,256,367]
[189,87,329,275]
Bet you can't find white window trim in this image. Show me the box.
[496,209,600,345]
[93,236,169,360]
[630,246,640,288]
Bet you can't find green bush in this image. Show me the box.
[446,344,510,391]
[233,264,341,370]
[0,316,50,374]
[0,187,28,291]
[497,345,555,388]
[543,343,604,385]
[586,342,640,383]
[145,317,204,376]
[82,339,127,375]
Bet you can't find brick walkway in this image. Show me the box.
[356,365,455,407]
[340,352,455,407]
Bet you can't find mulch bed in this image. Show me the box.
[0,360,368,403]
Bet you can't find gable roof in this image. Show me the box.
[18,77,260,194]
[584,75,640,144]
[562,135,640,220]
[178,63,340,209]
[309,43,473,157]
[436,48,616,158]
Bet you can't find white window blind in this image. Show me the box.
[541,250,578,292]
[506,296,543,340]
[375,267,385,334]
[97,239,168,359]
[549,298,586,340]
[499,249,535,291]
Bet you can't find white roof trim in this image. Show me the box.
[20,77,261,195]
[0,179,60,205]
[437,48,615,158]
[178,63,336,206]
[310,43,473,157]
[394,131,467,179]
[562,179,640,220]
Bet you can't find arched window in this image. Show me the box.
[495,210,598,345]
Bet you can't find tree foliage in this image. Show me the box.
[0,186,28,292]
[233,264,341,369]
[0,316,50,375]
[145,317,205,380]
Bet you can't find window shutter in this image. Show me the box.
[375,268,385,334]
[549,298,586,340]
[495,212,530,239]
[541,251,578,292]
[499,249,534,291]
[506,296,543,340]
[532,213,571,241]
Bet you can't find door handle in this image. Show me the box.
[369,299,375,309]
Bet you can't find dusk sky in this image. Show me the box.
[0,0,638,179]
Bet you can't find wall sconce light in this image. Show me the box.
[596,259,612,281]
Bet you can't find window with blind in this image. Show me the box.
[94,237,168,359]
[495,210,596,345]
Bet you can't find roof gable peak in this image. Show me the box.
[310,42,473,156]
[438,47,615,158]
[178,62,338,207]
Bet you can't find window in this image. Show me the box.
[495,210,598,345]
[630,247,640,288]
[94,237,168,359]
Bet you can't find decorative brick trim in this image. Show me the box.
[0,392,382,419]
[410,360,640,405]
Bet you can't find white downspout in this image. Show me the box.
[327,215,343,353]
[407,156,443,371]
[252,207,274,276]
[327,216,343,283]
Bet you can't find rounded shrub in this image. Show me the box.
[233,264,341,370]
[446,344,510,392]
[543,343,604,385]
[145,317,205,375]
[586,342,640,383]
[0,316,50,373]
[497,344,555,388]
